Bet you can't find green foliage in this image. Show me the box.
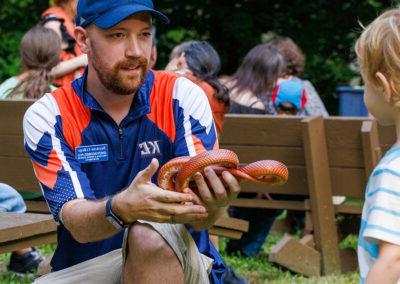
[0,0,397,114]
[155,0,395,114]
[0,0,48,81]
[220,233,359,284]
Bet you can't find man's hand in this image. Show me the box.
[183,167,241,230]
[112,158,209,225]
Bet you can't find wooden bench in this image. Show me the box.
[0,99,57,253]
[220,114,395,276]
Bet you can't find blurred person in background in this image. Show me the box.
[41,0,87,87]
[272,78,307,115]
[223,43,285,115]
[0,26,60,99]
[269,36,329,116]
[165,40,229,138]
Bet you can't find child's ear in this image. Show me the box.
[376,72,393,103]
[175,52,186,69]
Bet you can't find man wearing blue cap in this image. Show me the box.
[26,1,241,283]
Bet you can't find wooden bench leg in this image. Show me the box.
[302,117,341,275]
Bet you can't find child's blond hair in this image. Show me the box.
[355,9,400,99]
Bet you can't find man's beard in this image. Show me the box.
[91,48,149,96]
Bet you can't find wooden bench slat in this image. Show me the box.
[26,201,50,213]
[221,115,303,146]
[0,135,26,157]
[213,217,249,232]
[0,213,56,243]
[220,145,305,165]
[0,157,40,192]
[335,204,363,215]
[208,227,243,240]
[0,100,34,135]
[231,199,306,211]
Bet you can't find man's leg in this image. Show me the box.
[124,223,184,284]
[124,221,212,284]
[33,249,123,284]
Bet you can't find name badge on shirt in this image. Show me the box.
[75,144,109,163]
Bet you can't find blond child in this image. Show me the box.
[356,8,400,284]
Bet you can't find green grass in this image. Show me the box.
[0,235,359,284]
[220,234,359,284]
[0,244,56,284]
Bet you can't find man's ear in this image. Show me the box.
[75,27,90,54]
[376,72,393,103]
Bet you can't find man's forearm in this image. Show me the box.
[61,199,120,243]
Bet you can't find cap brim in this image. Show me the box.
[93,4,170,29]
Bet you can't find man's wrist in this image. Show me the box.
[110,194,128,224]
[105,195,129,230]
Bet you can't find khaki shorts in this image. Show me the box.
[33,221,213,284]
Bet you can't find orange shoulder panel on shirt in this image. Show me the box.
[32,149,62,189]
[51,85,91,151]
[147,71,179,142]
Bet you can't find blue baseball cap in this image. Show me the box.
[76,0,170,29]
[272,79,307,110]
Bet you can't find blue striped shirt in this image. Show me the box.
[358,146,400,283]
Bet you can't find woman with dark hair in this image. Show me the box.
[269,36,329,116]
[166,40,229,138]
[225,43,285,115]
[0,26,61,99]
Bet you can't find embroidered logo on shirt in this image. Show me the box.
[75,144,109,163]
[138,141,161,157]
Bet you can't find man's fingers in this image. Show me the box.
[222,171,240,198]
[155,189,194,203]
[193,172,214,204]
[161,205,208,224]
[204,167,227,201]
[182,187,204,206]
[136,158,159,183]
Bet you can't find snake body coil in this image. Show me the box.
[158,149,288,192]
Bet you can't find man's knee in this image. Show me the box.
[127,223,175,258]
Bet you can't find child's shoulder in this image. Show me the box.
[372,146,400,178]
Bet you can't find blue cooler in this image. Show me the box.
[336,86,368,116]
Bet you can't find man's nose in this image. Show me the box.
[125,37,142,58]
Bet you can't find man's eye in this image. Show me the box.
[111,33,124,38]
[143,32,152,37]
